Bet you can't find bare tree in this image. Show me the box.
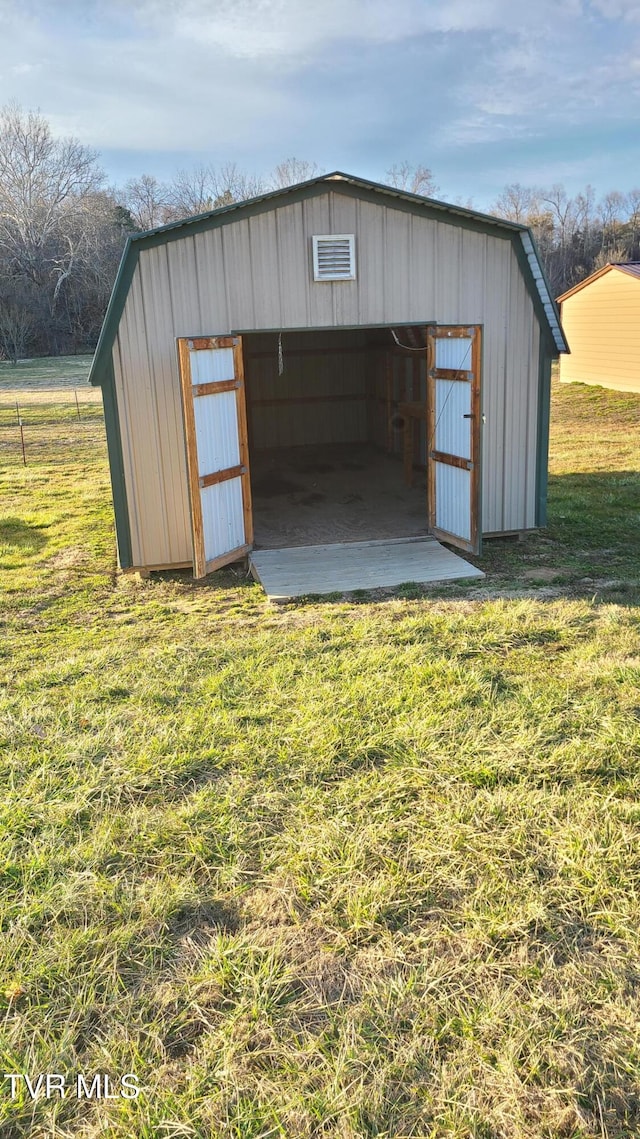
[211,162,264,205]
[598,190,627,254]
[490,174,640,294]
[59,191,132,347]
[534,185,580,290]
[593,244,628,270]
[491,183,538,223]
[573,184,596,261]
[168,165,217,216]
[385,162,438,198]
[0,102,103,287]
[0,287,34,362]
[539,185,578,246]
[527,208,556,257]
[626,188,640,257]
[122,174,172,230]
[269,158,322,190]
[167,162,265,217]
[0,103,130,354]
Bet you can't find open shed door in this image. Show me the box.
[177,336,253,579]
[427,325,482,555]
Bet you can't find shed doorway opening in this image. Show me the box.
[243,326,431,551]
[176,325,482,585]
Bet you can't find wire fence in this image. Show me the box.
[0,387,104,465]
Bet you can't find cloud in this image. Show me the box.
[95,0,590,59]
[10,63,40,75]
[0,0,639,204]
[132,0,437,57]
[588,0,640,20]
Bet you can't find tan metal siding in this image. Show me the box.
[248,212,280,328]
[112,330,142,563]
[303,196,335,327]
[274,202,309,328]
[524,315,540,529]
[219,220,252,328]
[112,190,542,566]
[113,271,166,568]
[329,195,358,326]
[114,242,196,567]
[193,228,231,334]
[138,246,193,563]
[481,236,507,532]
[354,200,386,324]
[559,271,640,393]
[167,236,202,331]
[384,207,412,317]
[504,258,533,532]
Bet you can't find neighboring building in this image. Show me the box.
[558,263,640,394]
[89,172,566,581]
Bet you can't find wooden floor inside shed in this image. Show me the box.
[250,443,428,549]
[248,442,484,599]
[249,537,484,601]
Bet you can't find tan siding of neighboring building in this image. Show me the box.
[559,270,640,393]
[112,189,542,568]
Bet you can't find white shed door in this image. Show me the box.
[427,326,482,555]
[177,336,253,579]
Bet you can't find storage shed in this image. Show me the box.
[89,172,567,594]
[558,263,640,394]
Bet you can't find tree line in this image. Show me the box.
[490,182,640,296]
[0,103,638,361]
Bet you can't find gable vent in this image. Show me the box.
[312,234,356,281]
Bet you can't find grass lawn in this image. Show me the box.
[1,366,639,1138]
[0,356,95,391]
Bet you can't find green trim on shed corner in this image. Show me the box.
[535,339,554,528]
[509,234,565,358]
[510,231,559,528]
[476,324,484,556]
[527,229,568,348]
[100,355,133,569]
[89,236,140,387]
[89,171,563,389]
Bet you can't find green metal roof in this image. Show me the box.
[89,170,566,387]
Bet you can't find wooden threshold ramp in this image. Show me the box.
[249,536,484,601]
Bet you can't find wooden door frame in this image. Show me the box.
[426,324,482,555]
[177,335,253,578]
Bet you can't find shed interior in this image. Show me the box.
[242,327,431,549]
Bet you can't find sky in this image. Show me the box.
[0,0,639,210]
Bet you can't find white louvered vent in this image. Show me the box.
[312,234,356,281]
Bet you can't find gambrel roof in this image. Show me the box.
[90,171,567,387]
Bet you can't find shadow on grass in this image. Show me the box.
[0,516,49,556]
[473,468,640,596]
[547,469,640,546]
[149,468,640,607]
